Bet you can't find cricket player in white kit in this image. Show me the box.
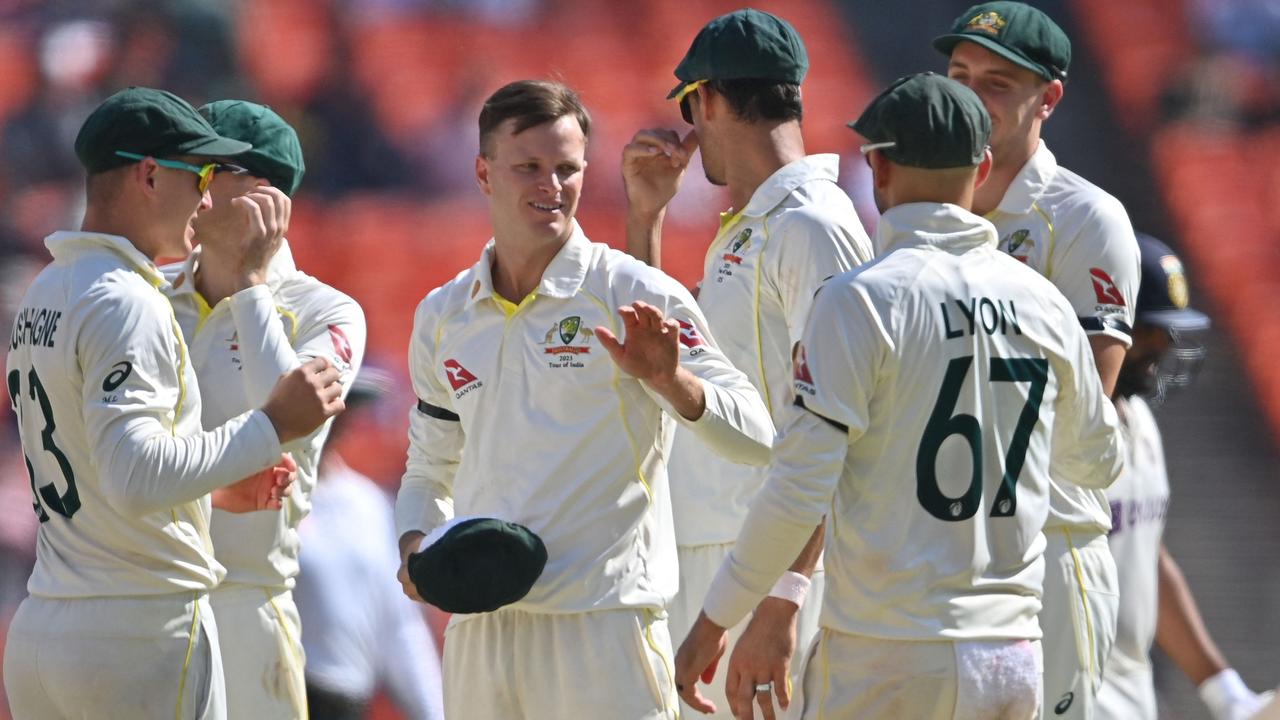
[163,100,366,720]
[394,80,774,720]
[2,87,345,720]
[622,10,872,718]
[935,4,1141,716]
[1098,235,1273,720]
[676,72,1124,720]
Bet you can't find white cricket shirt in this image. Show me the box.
[7,231,283,598]
[395,224,774,617]
[164,240,366,590]
[1098,394,1169,717]
[988,141,1141,532]
[703,203,1124,640]
[669,154,872,546]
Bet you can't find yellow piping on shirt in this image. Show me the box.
[192,292,214,335]
[754,216,774,414]
[265,590,309,719]
[581,289,654,504]
[275,305,300,344]
[1031,202,1057,278]
[175,594,201,720]
[1063,527,1098,683]
[642,609,678,718]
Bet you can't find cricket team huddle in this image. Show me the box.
[2,2,1272,719]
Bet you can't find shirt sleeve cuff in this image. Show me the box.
[702,558,768,629]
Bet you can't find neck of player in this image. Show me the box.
[81,206,171,263]
[490,228,569,303]
[726,121,806,214]
[971,130,1040,216]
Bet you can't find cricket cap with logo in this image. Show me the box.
[933,1,1071,82]
[667,8,809,99]
[1135,233,1209,331]
[406,516,548,614]
[200,100,306,197]
[74,86,252,173]
[850,72,991,169]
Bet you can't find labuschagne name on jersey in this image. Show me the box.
[443,359,482,399]
[940,297,1023,339]
[716,227,753,283]
[10,306,62,350]
[539,315,593,369]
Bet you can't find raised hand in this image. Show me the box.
[212,452,297,513]
[230,185,292,285]
[595,302,681,385]
[622,128,698,218]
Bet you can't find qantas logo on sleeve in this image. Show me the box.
[328,324,354,364]
[1089,268,1126,306]
[677,320,706,348]
[794,345,816,396]
[442,359,482,398]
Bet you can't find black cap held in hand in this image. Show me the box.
[74,87,252,173]
[850,72,991,169]
[407,518,548,614]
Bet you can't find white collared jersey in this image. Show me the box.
[163,241,366,590]
[988,141,1140,532]
[702,204,1124,640]
[395,226,774,617]
[669,154,872,546]
[1099,395,1169,712]
[6,232,283,599]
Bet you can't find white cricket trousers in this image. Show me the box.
[793,630,1043,720]
[442,606,679,719]
[209,584,306,720]
[3,592,225,719]
[1040,528,1120,720]
[667,542,824,720]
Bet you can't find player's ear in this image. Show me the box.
[1038,79,1064,120]
[868,150,891,190]
[974,148,994,189]
[475,154,492,196]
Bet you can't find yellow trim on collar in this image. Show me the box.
[492,291,537,318]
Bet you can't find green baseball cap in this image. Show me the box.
[850,72,991,169]
[667,8,808,99]
[199,100,306,197]
[74,87,252,174]
[933,1,1071,82]
[406,517,548,614]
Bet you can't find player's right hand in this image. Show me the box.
[262,356,344,444]
[398,531,426,602]
[674,611,729,715]
[230,185,292,285]
[622,128,698,219]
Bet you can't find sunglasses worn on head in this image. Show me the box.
[113,151,249,193]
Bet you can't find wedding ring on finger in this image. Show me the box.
[754,682,773,693]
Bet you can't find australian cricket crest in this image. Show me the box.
[1000,229,1034,263]
[719,227,753,281]
[541,315,593,368]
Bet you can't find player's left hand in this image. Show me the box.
[212,452,296,513]
[675,611,729,715]
[230,185,291,287]
[726,597,798,720]
[595,302,680,386]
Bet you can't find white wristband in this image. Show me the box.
[1199,669,1257,720]
[767,571,812,607]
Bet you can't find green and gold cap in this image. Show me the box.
[667,8,808,99]
[199,100,306,197]
[74,87,252,173]
[933,1,1071,82]
[850,72,991,169]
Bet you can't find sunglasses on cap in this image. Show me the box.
[113,151,251,194]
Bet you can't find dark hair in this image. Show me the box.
[478,80,592,157]
[705,79,803,123]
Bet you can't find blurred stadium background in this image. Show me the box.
[0,0,1275,718]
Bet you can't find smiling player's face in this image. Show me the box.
[476,115,587,248]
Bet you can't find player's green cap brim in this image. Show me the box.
[932,34,1056,81]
